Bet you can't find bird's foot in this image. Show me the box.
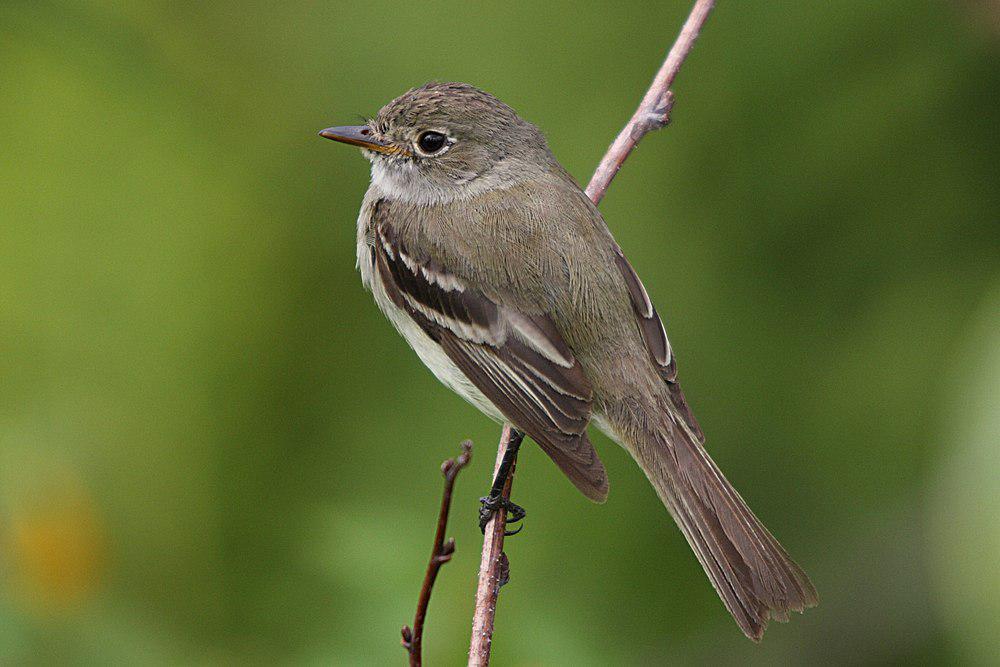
[479,494,526,536]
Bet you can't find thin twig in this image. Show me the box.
[586,0,716,206]
[469,1,717,665]
[402,440,473,667]
[468,425,517,667]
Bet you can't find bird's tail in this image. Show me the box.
[606,392,818,641]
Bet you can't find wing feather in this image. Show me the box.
[373,222,608,501]
[613,246,676,380]
[612,245,705,441]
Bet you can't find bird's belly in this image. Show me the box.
[363,255,506,424]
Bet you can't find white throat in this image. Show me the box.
[368,157,515,206]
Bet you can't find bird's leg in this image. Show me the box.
[479,430,526,536]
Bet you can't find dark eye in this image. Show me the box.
[416,131,447,155]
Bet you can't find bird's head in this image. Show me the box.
[319,82,553,203]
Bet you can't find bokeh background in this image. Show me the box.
[2,1,998,664]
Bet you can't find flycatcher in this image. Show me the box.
[319,82,817,641]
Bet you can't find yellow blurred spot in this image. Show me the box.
[3,482,105,614]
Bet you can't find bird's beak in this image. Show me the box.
[317,125,409,156]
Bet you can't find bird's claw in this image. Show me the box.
[479,494,526,536]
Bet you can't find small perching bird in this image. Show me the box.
[319,82,817,641]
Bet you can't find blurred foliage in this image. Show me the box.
[1,1,998,664]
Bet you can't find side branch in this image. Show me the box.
[402,440,472,667]
[585,0,716,205]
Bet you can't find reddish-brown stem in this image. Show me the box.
[468,425,518,666]
[401,440,472,667]
[586,0,716,206]
[468,1,716,665]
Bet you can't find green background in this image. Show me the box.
[2,1,998,664]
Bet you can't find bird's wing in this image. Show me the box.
[612,244,704,441]
[612,246,676,380]
[371,222,608,501]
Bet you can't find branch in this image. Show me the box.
[469,1,716,665]
[586,0,716,206]
[401,440,472,667]
[468,425,518,666]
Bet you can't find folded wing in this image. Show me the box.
[613,244,704,441]
[373,223,608,501]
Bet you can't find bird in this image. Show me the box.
[319,81,817,641]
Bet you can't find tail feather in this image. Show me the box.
[623,404,818,641]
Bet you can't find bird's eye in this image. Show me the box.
[416,131,448,155]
